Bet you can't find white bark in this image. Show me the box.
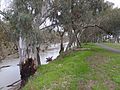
[18,35,40,67]
[19,36,27,64]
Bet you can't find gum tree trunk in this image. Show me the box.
[19,36,26,65]
[59,34,64,53]
[19,35,40,86]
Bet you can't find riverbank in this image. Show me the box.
[0,52,18,61]
[0,43,68,90]
[0,53,19,70]
[23,44,120,90]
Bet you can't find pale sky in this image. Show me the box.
[105,0,120,8]
[0,0,12,11]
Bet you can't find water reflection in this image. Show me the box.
[0,59,20,90]
[40,46,60,64]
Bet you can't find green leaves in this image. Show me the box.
[100,8,120,35]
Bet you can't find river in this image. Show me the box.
[0,43,68,90]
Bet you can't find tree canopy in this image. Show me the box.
[0,0,120,56]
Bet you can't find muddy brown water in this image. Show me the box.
[0,43,68,90]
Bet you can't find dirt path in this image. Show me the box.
[96,43,120,53]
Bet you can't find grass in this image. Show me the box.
[104,43,120,50]
[23,44,120,90]
[83,49,120,90]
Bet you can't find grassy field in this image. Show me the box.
[104,43,120,50]
[23,44,120,90]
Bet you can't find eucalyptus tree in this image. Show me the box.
[12,0,53,65]
[49,0,113,50]
[0,20,6,58]
[0,0,117,62]
[70,0,112,45]
[100,8,120,43]
[0,20,15,59]
[0,0,53,65]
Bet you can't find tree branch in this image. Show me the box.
[0,10,7,18]
[39,23,59,30]
[83,24,106,33]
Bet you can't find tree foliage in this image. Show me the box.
[0,0,120,53]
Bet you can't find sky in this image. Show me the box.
[0,0,12,11]
[105,0,120,8]
[0,0,120,11]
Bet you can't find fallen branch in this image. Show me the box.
[0,65,11,69]
[7,80,21,87]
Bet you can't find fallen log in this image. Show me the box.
[46,56,53,62]
[7,80,21,87]
[0,65,11,69]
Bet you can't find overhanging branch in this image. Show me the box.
[83,24,107,33]
[39,23,59,30]
[0,10,7,17]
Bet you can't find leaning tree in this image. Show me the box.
[100,8,120,43]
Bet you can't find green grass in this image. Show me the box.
[104,43,120,50]
[23,44,120,90]
[84,50,120,90]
